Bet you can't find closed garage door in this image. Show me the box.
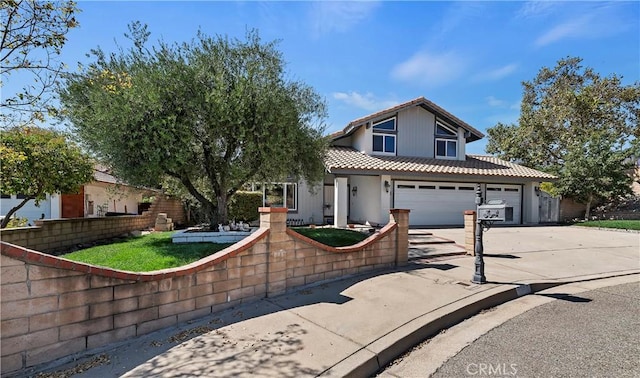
[486,184,521,225]
[394,181,522,226]
[394,181,477,225]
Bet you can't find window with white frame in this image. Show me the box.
[249,182,298,211]
[372,117,396,155]
[435,122,458,158]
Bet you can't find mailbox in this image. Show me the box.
[477,199,510,221]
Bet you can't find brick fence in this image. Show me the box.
[0,195,185,254]
[0,207,409,376]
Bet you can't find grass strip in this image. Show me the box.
[575,220,640,230]
[62,232,232,272]
[290,227,369,247]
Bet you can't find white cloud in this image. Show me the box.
[535,15,593,47]
[309,1,380,37]
[486,96,506,107]
[390,50,465,88]
[332,92,400,112]
[474,64,518,82]
[516,1,559,19]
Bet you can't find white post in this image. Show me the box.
[334,177,348,228]
[50,193,61,219]
[379,175,391,224]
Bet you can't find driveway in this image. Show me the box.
[423,225,639,282]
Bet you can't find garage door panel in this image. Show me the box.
[486,185,521,224]
[395,181,522,226]
[394,181,476,226]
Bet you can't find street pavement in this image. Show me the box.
[380,276,640,378]
[30,226,639,378]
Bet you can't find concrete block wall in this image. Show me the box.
[0,215,152,254]
[559,198,587,221]
[464,210,476,255]
[147,195,186,226]
[0,207,409,376]
[0,195,186,254]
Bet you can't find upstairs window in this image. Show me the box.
[435,122,458,158]
[372,117,396,155]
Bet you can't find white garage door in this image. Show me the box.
[486,184,521,225]
[394,181,522,226]
[394,181,477,226]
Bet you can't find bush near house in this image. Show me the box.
[228,191,263,222]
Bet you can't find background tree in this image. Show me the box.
[0,126,93,228]
[59,24,328,228]
[487,57,640,218]
[1,0,80,127]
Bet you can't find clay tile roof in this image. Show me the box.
[325,146,557,180]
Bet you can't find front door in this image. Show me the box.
[61,186,84,218]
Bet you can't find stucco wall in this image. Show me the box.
[84,182,146,217]
[0,208,409,376]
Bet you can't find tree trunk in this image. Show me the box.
[1,196,35,228]
[213,194,229,230]
[584,194,593,220]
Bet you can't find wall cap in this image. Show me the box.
[258,207,289,214]
[464,210,476,215]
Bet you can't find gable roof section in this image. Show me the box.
[325,146,556,180]
[332,97,485,142]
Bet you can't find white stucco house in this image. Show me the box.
[0,167,151,226]
[252,97,556,227]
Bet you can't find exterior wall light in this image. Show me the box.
[351,186,358,196]
[384,180,390,193]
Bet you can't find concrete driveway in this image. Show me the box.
[424,225,640,281]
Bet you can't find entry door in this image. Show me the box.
[323,184,334,218]
[61,186,84,218]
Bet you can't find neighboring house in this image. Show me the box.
[0,167,151,226]
[253,97,556,227]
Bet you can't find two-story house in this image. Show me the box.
[250,97,556,227]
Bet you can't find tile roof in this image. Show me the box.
[325,147,557,180]
[333,97,484,142]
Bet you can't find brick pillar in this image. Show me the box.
[390,209,410,266]
[260,207,290,297]
[464,210,476,255]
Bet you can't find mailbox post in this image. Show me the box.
[472,184,486,284]
[472,184,509,284]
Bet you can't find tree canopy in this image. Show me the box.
[58,24,328,226]
[0,126,94,228]
[486,57,640,218]
[1,0,80,127]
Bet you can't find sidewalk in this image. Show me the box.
[37,226,639,378]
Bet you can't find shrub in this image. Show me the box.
[228,191,263,222]
[5,217,29,228]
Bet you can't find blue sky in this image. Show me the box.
[5,1,639,154]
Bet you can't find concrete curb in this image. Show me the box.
[321,270,640,377]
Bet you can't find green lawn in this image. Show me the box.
[575,220,640,231]
[62,232,232,272]
[291,227,369,247]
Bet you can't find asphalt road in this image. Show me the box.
[383,281,640,378]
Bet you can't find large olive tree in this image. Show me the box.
[59,24,328,227]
